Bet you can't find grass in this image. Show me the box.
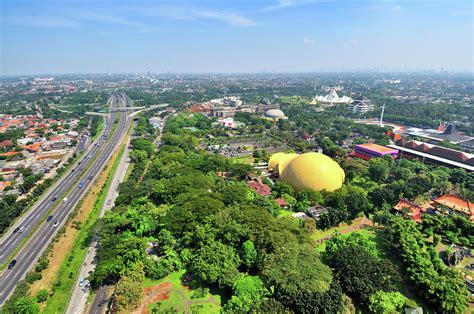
[311,217,366,242]
[143,270,221,314]
[276,209,294,218]
[41,144,126,313]
[92,116,105,142]
[231,155,254,164]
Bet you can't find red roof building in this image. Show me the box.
[247,177,272,196]
[433,195,474,221]
[394,199,423,222]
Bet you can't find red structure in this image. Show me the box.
[247,177,272,196]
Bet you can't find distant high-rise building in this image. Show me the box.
[348,95,374,114]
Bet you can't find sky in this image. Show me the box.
[0,0,473,75]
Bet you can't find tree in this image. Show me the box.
[241,240,257,269]
[369,291,407,313]
[293,280,343,314]
[368,158,389,183]
[12,296,40,314]
[225,275,266,312]
[192,241,241,288]
[36,289,48,303]
[114,264,145,312]
[262,245,332,301]
[324,233,379,262]
[327,246,400,304]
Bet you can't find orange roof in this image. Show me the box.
[23,142,42,152]
[0,151,20,157]
[358,143,397,154]
[0,181,12,191]
[394,199,423,222]
[434,195,474,220]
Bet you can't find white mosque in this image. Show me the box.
[311,88,353,105]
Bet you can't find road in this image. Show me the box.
[66,130,133,314]
[0,94,130,306]
[0,95,115,264]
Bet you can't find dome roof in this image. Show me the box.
[265,109,286,118]
[277,153,299,176]
[280,152,345,192]
[268,152,286,171]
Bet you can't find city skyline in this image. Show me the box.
[1,0,473,75]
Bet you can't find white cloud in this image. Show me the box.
[303,37,315,45]
[74,12,145,27]
[4,15,81,28]
[262,0,322,11]
[195,10,257,27]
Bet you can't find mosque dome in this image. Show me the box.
[265,109,286,119]
[268,152,286,171]
[280,152,345,192]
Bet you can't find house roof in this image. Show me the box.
[434,195,473,220]
[247,178,272,196]
[394,199,423,222]
[275,198,288,207]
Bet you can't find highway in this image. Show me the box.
[0,94,131,306]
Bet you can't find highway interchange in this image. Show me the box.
[0,94,131,306]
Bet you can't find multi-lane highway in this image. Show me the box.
[0,94,131,306]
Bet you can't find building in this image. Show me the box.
[247,177,272,196]
[307,205,329,220]
[270,152,345,192]
[264,109,287,120]
[433,195,473,221]
[406,123,474,145]
[348,95,374,114]
[388,139,474,171]
[311,88,353,105]
[350,143,399,160]
[394,199,423,222]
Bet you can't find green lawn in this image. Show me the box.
[144,270,221,314]
[231,155,254,164]
[276,209,294,218]
[42,145,125,313]
[92,116,105,142]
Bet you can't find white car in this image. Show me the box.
[62,198,67,203]
[79,277,86,286]
[53,221,59,228]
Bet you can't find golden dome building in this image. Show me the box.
[268,152,285,171]
[269,152,344,192]
[277,153,299,177]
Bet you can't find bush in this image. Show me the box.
[36,289,49,303]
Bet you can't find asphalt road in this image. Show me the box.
[0,95,115,264]
[0,94,130,306]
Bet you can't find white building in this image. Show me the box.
[348,95,374,114]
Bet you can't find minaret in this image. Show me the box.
[379,103,385,127]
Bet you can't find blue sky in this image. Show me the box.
[1,0,472,75]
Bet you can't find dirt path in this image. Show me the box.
[133,282,221,314]
[315,216,374,245]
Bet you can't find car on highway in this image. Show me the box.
[79,182,84,188]
[88,175,93,180]
[18,226,25,233]
[47,215,53,222]
[8,260,17,269]
[62,197,68,203]
[53,221,59,228]
[13,227,19,233]
[52,197,57,202]
[106,199,111,205]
